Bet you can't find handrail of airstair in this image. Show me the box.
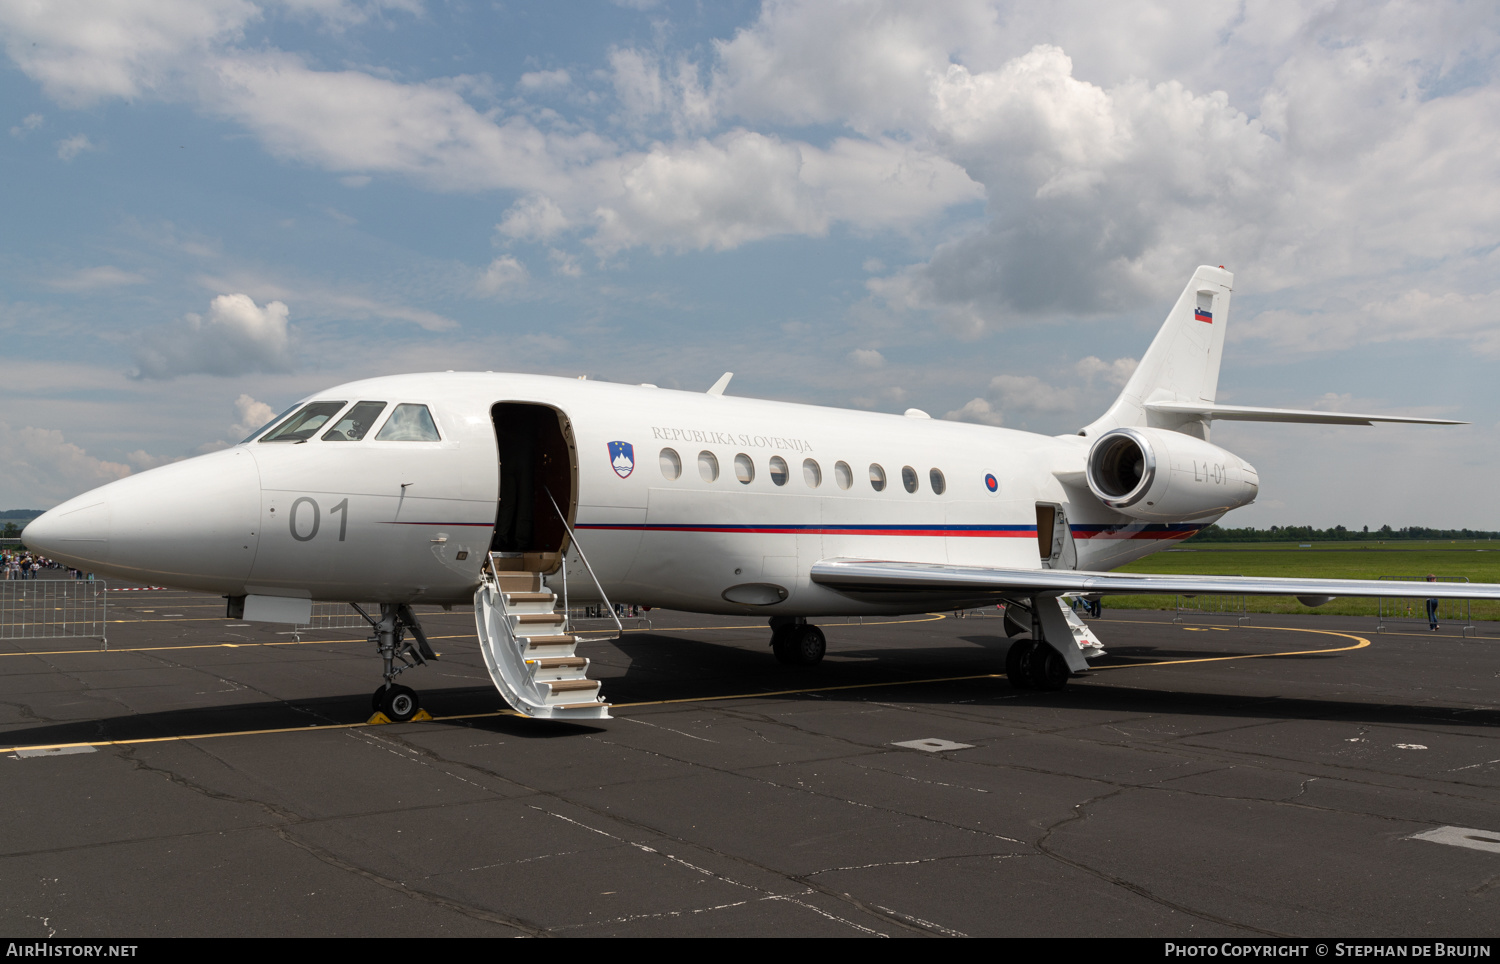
[544,488,624,640]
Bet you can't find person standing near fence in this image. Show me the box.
[1426,574,1439,631]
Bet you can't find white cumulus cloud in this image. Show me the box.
[131,293,294,379]
[229,393,278,440]
[475,256,529,296]
[0,421,132,509]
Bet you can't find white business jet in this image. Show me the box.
[23,266,1494,723]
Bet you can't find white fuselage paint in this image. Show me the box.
[27,372,1211,616]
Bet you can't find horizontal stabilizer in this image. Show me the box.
[1144,401,1464,426]
[811,558,1500,600]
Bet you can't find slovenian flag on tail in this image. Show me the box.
[1194,307,1212,323]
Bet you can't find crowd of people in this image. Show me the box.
[1,549,91,581]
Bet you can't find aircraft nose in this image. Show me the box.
[23,447,262,592]
[21,498,112,567]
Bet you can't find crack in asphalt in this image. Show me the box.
[1033,785,1286,937]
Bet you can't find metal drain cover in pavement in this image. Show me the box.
[892,738,974,752]
[1411,826,1500,855]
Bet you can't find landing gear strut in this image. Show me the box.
[354,602,437,722]
[769,616,825,665]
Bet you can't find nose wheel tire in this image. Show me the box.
[771,624,826,665]
[372,684,420,722]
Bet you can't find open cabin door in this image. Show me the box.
[1035,502,1077,570]
[489,402,578,574]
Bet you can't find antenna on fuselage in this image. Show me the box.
[707,372,733,396]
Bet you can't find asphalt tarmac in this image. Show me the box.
[1,584,1497,938]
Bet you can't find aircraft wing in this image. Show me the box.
[1142,401,1465,426]
[809,558,1500,600]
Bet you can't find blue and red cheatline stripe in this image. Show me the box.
[577,523,1036,537]
[575,522,1201,539]
[377,521,1200,540]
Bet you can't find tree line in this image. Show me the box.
[1187,524,1500,543]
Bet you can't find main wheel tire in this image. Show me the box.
[1029,645,1070,691]
[1006,638,1036,689]
[772,625,826,665]
[378,684,420,722]
[790,625,825,665]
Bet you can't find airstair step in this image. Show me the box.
[504,591,554,604]
[494,572,542,592]
[544,679,601,703]
[515,613,565,625]
[527,655,589,681]
[520,634,576,647]
[528,656,587,669]
[554,701,610,711]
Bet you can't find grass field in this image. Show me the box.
[1104,539,1500,621]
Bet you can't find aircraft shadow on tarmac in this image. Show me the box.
[6,630,1497,750]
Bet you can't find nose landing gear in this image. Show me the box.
[354,602,438,723]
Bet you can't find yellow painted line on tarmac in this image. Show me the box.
[1,623,1368,755]
[1088,625,1371,669]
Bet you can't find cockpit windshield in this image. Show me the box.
[322,401,387,441]
[260,401,348,442]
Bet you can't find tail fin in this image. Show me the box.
[1080,265,1233,440]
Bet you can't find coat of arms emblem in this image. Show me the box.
[608,441,634,478]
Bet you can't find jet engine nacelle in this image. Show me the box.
[1085,427,1259,522]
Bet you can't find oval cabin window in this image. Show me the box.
[734,453,755,484]
[835,461,853,490]
[803,458,822,488]
[929,468,946,495]
[901,465,918,493]
[660,448,681,480]
[698,450,719,482]
[769,456,788,486]
[869,464,887,492]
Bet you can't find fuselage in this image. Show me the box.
[23,372,1210,616]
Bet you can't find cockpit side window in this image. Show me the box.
[376,403,442,441]
[322,401,387,441]
[260,402,348,442]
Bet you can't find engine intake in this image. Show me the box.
[1085,427,1258,522]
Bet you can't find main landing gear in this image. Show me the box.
[354,602,438,722]
[1003,596,1087,691]
[769,616,825,665]
[1005,637,1070,691]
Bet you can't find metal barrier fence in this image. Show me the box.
[294,602,380,634]
[1174,594,1249,626]
[566,606,652,632]
[0,579,108,647]
[1376,576,1474,635]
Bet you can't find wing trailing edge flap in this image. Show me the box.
[809,558,1500,600]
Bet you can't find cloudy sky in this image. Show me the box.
[2,0,1498,528]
